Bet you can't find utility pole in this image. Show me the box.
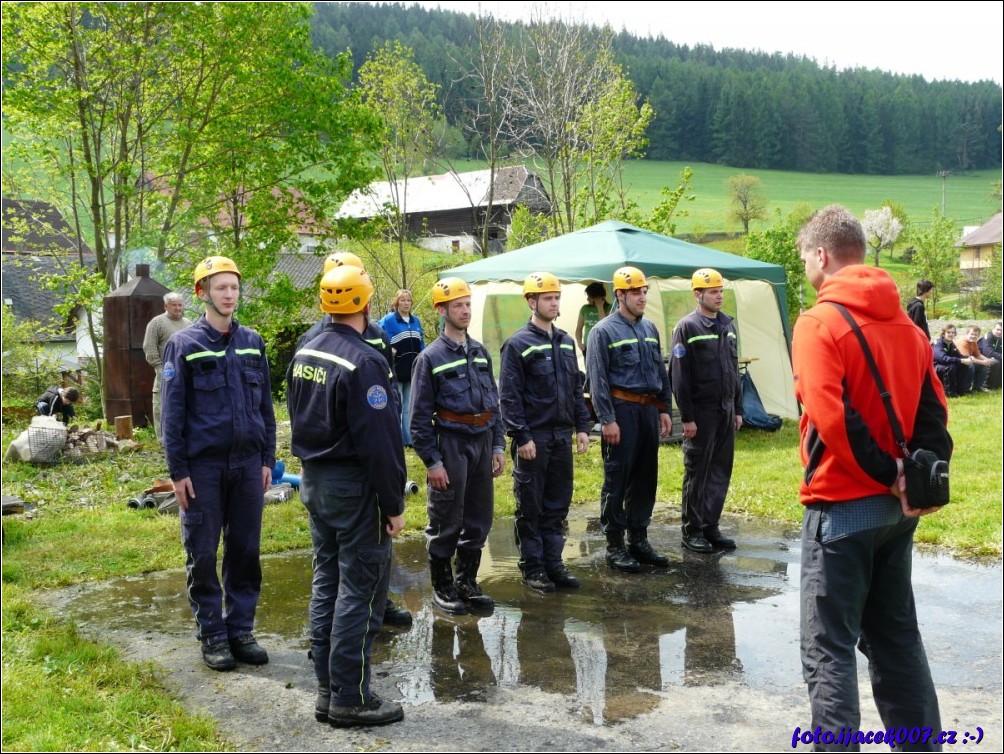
[937,170,952,214]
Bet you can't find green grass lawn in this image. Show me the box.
[1,388,999,749]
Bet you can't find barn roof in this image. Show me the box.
[337,165,548,219]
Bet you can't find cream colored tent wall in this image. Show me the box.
[466,278,798,420]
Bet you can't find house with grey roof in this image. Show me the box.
[337,166,551,254]
[2,198,99,373]
[956,212,1002,284]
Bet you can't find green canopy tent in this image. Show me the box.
[442,220,798,419]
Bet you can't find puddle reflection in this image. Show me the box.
[52,511,1001,727]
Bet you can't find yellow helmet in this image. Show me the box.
[523,272,561,297]
[319,265,373,314]
[691,268,724,290]
[193,256,241,290]
[323,251,364,275]
[432,277,472,306]
[612,266,647,291]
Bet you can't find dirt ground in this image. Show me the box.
[97,633,1000,752]
[42,511,1003,752]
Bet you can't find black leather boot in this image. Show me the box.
[454,548,494,610]
[522,569,556,593]
[547,564,581,589]
[315,681,331,723]
[429,556,467,615]
[382,599,413,627]
[605,532,641,573]
[682,532,714,553]
[201,637,236,671]
[628,529,669,567]
[704,526,737,550]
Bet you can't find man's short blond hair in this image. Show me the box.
[797,205,866,264]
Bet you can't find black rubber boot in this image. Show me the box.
[628,529,670,567]
[605,532,641,573]
[429,556,467,615]
[454,548,494,610]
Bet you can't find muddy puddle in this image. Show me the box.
[53,508,1002,728]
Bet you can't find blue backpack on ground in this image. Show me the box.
[741,372,782,431]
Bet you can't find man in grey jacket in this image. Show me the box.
[144,292,191,442]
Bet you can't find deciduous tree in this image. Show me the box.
[575,52,654,228]
[450,13,512,256]
[745,205,814,324]
[503,19,620,235]
[358,40,440,286]
[3,2,379,412]
[909,210,960,313]
[636,167,696,237]
[861,205,903,267]
[726,174,768,234]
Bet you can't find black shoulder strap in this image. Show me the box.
[826,302,909,457]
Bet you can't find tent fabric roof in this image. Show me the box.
[444,220,787,284]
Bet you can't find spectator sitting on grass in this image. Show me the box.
[956,325,994,393]
[979,322,1002,390]
[932,324,970,397]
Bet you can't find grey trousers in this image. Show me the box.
[301,462,391,707]
[800,501,942,751]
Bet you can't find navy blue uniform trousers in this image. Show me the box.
[426,431,494,559]
[180,459,264,642]
[301,462,391,707]
[600,401,660,535]
[511,429,574,574]
[680,405,735,537]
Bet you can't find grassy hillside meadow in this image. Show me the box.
[439,158,1000,235]
[4,109,997,242]
[618,161,1000,233]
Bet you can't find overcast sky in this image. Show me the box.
[375,1,1003,84]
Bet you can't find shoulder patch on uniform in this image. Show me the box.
[163,361,176,380]
[366,385,389,409]
[672,344,687,359]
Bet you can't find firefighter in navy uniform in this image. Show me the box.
[409,277,506,615]
[669,268,743,554]
[585,266,673,573]
[499,272,592,592]
[286,265,406,729]
[294,250,411,629]
[295,251,394,366]
[161,256,277,672]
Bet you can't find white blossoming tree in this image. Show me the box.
[862,206,904,267]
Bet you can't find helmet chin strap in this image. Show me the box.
[201,283,238,318]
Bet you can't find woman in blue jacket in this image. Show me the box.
[379,289,425,446]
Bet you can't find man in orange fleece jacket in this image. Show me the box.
[793,205,952,750]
